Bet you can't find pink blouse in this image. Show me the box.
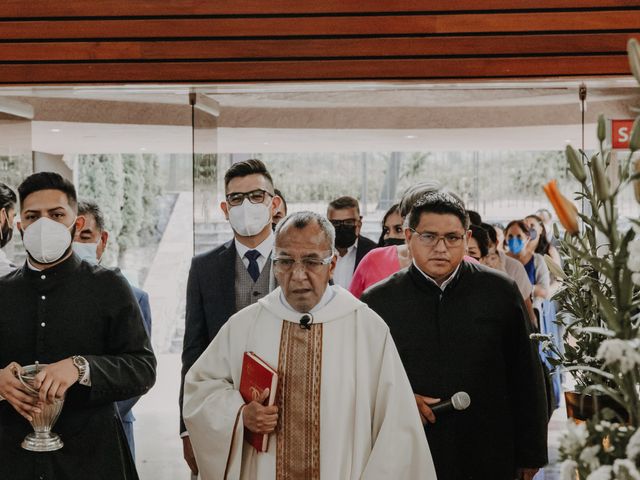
[349,246,400,298]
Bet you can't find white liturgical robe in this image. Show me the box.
[183,285,436,480]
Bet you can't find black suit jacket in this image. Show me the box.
[354,235,377,270]
[180,239,237,433]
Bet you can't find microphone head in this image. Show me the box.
[451,391,471,411]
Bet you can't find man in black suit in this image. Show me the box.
[326,196,377,289]
[180,159,282,476]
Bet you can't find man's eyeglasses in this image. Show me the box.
[226,189,272,207]
[410,229,465,248]
[272,255,333,273]
[329,219,358,228]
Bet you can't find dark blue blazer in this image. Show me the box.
[117,286,152,424]
[180,239,237,433]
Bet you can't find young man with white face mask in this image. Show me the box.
[0,172,156,480]
[179,159,282,476]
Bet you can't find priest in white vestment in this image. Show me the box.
[183,211,436,480]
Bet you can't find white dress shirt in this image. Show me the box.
[234,232,274,274]
[332,240,358,289]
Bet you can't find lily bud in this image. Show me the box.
[629,38,640,86]
[630,116,640,153]
[597,114,606,144]
[565,145,586,183]
[591,154,610,201]
[543,180,579,235]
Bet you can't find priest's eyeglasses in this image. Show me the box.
[226,189,273,206]
[410,229,465,248]
[272,255,333,273]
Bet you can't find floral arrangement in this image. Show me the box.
[539,38,640,479]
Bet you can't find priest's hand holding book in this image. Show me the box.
[0,362,42,421]
[242,388,278,434]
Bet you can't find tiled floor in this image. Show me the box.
[134,353,567,479]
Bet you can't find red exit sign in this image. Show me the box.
[611,119,635,149]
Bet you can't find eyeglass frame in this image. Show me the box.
[272,252,335,273]
[328,218,361,228]
[225,189,273,207]
[409,228,467,248]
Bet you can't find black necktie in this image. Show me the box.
[245,250,261,282]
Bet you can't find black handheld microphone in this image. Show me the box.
[299,314,313,330]
[431,391,471,415]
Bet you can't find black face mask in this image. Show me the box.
[334,225,357,249]
[382,237,405,247]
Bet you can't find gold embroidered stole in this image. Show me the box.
[276,320,323,480]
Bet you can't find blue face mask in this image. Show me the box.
[508,237,525,254]
[72,241,100,264]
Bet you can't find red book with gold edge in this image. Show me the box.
[239,351,279,452]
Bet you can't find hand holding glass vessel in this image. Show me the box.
[17,363,65,452]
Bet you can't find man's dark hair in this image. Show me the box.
[467,210,482,226]
[408,192,469,231]
[78,199,106,231]
[0,183,17,211]
[469,224,489,257]
[480,222,498,245]
[224,159,274,192]
[328,196,360,215]
[274,188,287,214]
[18,172,77,209]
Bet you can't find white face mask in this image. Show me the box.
[228,199,272,237]
[22,217,74,264]
[72,241,100,265]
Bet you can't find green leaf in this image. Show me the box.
[579,327,615,337]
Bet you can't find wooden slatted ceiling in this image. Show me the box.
[0,2,637,84]
[0,1,638,16]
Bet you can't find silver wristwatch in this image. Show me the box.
[72,355,88,382]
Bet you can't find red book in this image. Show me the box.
[239,351,279,452]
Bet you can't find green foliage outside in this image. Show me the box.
[257,150,577,208]
[0,155,32,189]
[77,153,162,266]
